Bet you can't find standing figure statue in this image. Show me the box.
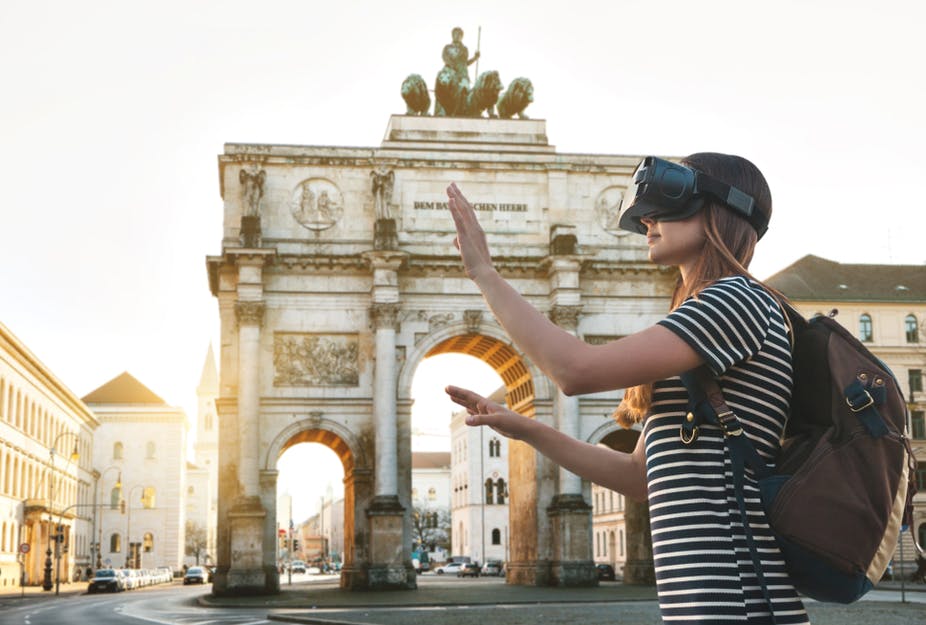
[434,27,480,116]
[239,169,266,217]
[370,168,395,221]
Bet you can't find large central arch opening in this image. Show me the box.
[407,333,538,583]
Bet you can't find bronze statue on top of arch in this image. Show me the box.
[401,27,534,120]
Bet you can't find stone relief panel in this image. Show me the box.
[290,178,344,231]
[273,333,360,386]
[595,186,629,237]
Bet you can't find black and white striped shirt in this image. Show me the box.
[645,276,809,624]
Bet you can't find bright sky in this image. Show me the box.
[2,2,924,513]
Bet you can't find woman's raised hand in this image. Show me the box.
[446,183,495,282]
[445,385,532,441]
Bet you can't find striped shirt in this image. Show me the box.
[645,276,809,624]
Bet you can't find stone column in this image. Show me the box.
[371,301,400,499]
[546,257,596,586]
[364,251,413,589]
[236,300,264,498]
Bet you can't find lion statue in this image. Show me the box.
[464,70,503,118]
[401,74,431,115]
[497,77,533,119]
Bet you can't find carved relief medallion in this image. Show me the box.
[290,178,343,231]
[273,333,359,386]
[595,186,628,236]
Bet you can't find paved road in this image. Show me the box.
[0,575,922,625]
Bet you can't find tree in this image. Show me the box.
[411,502,450,552]
[185,521,208,565]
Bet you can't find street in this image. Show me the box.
[0,574,923,625]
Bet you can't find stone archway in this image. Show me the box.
[418,332,543,584]
[207,115,674,595]
[264,420,372,590]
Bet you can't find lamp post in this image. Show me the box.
[125,485,144,569]
[92,467,122,572]
[44,432,80,592]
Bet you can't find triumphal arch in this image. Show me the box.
[206,113,675,595]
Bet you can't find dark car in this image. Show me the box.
[596,564,616,581]
[457,562,481,578]
[87,568,124,593]
[183,566,207,585]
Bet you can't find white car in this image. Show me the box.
[434,562,465,575]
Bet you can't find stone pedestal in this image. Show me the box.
[622,498,655,585]
[215,497,276,596]
[547,494,597,586]
[366,495,415,589]
[374,218,398,250]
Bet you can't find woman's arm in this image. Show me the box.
[446,385,649,502]
[447,183,703,394]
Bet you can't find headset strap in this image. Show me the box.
[697,175,769,239]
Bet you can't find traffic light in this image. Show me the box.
[292,539,300,552]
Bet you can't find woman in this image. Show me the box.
[445,153,810,624]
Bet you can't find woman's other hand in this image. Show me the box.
[447,183,496,282]
[445,385,530,440]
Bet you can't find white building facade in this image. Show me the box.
[83,372,188,571]
[450,388,509,565]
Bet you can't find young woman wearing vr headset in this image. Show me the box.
[445,153,809,624]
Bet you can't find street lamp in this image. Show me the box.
[125,485,145,569]
[45,431,80,592]
[92,467,122,571]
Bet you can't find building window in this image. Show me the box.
[484,478,494,505]
[113,442,123,460]
[205,413,214,431]
[495,478,506,505]
[491,528,501,545]
[912,411,925,440]
[110,487,120,510]
[427,487,436,501]
[906,315,919,343]
[858,314,873,342]
[187,486,194,496]
[142,487,156,509]
[143,532,154,553]
[619,529,625,557]
[909,369,923,395]
[145,441,156,459]
[488,438,501,457]
[110,533,121,553]
[917,466,926,492]
[920,523,926,553]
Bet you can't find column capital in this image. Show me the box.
[235,301,265,326]
[370,302,400,330]
[549,304,583,330]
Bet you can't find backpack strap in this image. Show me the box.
[680,366,778,623]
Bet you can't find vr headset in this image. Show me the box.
[618,156,768,240]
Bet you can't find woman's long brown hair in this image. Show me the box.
[612,153,778,428]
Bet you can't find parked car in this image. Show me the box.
[290,560,307,574]
[481,560,504,576]
[434,562,464,575]
[183,566,207,585]
[87,568,124,593]
[457,563,481,578]
[596,564,616,581]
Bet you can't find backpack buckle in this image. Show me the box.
[846,390,874,413]
[717,411,743,437]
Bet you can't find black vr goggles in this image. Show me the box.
[618,157,769,240]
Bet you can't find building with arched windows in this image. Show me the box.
[83,372,187,571]
[0,321,98,588]
[767,254,926,576]
[450,387,509,566]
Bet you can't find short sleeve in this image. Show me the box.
[657,277,773,375]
